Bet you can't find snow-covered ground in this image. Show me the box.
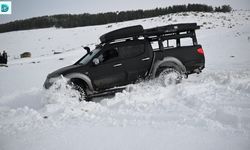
[0,11,250,150]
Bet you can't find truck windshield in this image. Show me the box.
[78,48,100,65]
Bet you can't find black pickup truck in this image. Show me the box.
[44,23,205,100]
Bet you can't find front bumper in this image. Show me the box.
[43,76,62,89]
[43,77,53,89]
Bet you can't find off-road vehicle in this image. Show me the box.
[44,23,205,100]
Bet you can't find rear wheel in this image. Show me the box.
[156,67,183,85]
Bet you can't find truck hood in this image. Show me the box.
[48,64,87,78]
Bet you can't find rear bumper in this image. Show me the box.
[185,61,205,75]
[193,65,204,74]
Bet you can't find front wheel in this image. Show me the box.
[157,67,183,85]
[69,82,88,101]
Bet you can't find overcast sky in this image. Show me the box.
[0,0,249,24]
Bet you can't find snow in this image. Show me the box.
[0,11,250,150]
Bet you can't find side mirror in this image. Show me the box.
[93,58,100,66]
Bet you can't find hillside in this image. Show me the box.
[0,11,250,150]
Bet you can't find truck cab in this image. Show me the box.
[85,40,153,90]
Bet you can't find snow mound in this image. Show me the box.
[1,70,249,137]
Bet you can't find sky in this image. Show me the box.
[0,0,250,24]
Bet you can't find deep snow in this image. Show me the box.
[0,11,250,150]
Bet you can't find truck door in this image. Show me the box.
[89,47,128,90]
[118,40,153,83]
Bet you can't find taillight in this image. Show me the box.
[197,48,204,55]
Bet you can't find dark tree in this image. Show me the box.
[0,4,232,33]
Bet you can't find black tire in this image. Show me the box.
[156,67,183,85]
[69,82,88,101]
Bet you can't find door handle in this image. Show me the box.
[113,63,122,67]
[142,57,150,61]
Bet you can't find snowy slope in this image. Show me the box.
[0,11,250,150]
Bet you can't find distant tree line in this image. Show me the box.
[215,5,232,12]
[0,4,232,33]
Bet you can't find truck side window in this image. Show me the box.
[150,41,159,50]
[119,44,144,59]
[99,48,118,63]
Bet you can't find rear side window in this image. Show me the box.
[119,44,144,59]
[150,41,159,49]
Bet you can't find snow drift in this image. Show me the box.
[0,11,250,150]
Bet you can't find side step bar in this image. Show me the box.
[88,87,126,99]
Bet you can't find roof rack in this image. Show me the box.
[99,23,200,43]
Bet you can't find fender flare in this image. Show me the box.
[65,73,94,92]
[151,57,187,78]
